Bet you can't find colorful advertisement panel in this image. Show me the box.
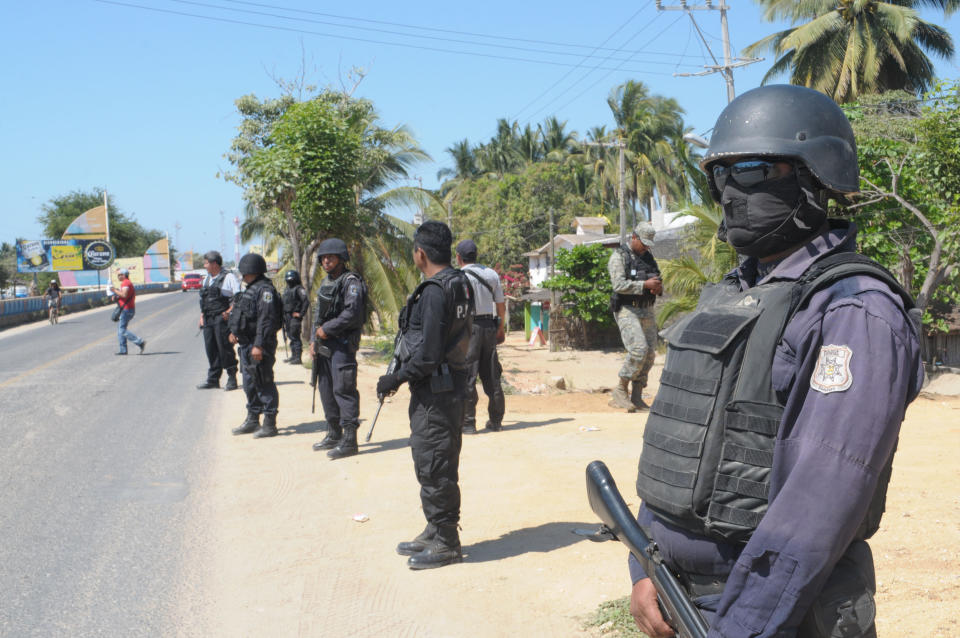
[143,238,171,283]
[16,239,116,273]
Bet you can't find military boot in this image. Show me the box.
[326,425,358,460]
[407,525,462,570]
[608,377,636,412]
[224,370,238,391]
[232,412,260,435]
[396,523,437,556]
[631,381,650,411]
[252,413,278,438]
[312,420,342,451]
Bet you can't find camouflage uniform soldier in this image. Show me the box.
[608,222,662,412]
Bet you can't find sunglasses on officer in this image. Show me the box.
[712,158,794,191]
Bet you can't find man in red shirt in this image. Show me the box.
[113,268,146,355]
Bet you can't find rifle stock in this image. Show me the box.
[585,461,709,638]
[366,331,403,443]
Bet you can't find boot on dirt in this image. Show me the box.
[407,525,462,570]
[252,413,278,438]
[326,425,358,459]
[396,523,437,556]
[232,412,260,435]
[631,381,650,411]
[224,370,238,391]
[312,420,342,451]
[608,378,636,412]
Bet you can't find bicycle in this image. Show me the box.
[48,299,59,324]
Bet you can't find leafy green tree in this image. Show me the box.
[542,243,614,327]
[844,84,960,325]
[746,0,957,103]
[37,188,163,258]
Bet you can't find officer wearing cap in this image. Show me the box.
[228,253,283,439]
[197,250,240,390]
[281,270,310,366]
[626,85,924,638]
[455,238,506,434]
[310,238,367,460]
[608,221,662,412]
[377,221,473,570]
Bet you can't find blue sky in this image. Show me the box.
[4,0,959,260]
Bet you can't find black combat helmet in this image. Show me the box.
[238,253,267,276]
[284,270,301,285]
[700,85,859,202]
[317,238,349,262]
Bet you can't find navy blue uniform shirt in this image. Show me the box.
[629,221,924,637]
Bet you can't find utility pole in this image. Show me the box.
[219,210,225,256]
[655,0,762,103]
[548,208,557,352]
[584,139,628,244]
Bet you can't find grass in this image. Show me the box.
[582,597,646,637]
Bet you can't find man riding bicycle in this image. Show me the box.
[45,280,62,323]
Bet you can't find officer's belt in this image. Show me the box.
[474,314,497,322]
[682,572,726,598]
[622,297,654,308]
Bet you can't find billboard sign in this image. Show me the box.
[17,239,116,272]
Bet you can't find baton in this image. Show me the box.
[365,397,385,442]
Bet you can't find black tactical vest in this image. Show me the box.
[398,268,474,371]
[228,277,280,343]
[282,285,304,315]
[636,254,915,544]
[316,271,365,323]
[614,247,658,307]
[199,271,231,316]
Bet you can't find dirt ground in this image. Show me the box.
[200,332,960,638]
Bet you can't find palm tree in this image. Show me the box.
[539,116,578,161]
[656,202,739,328]
[745,0,956,103]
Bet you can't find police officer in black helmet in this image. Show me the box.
[627,86,923,638]
[310,238,367,460]
[197,250,241,390]
[281,270,310,365]
[229,253,284,439]
[378,221,474,570]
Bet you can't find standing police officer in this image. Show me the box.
[228,253,283,439]
[608,222,662,412]
[627,85,924,638]
[377,221,473,570]
[309,238,367,460]
[455,239,506,434]
[281,270,310,365]
[197,251,241,390]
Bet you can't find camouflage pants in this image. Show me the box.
[615,305,657,387]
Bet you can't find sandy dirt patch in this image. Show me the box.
[201,333,960,637]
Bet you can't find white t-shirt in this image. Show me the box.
[203,270,241,298]
[462,263,504,316]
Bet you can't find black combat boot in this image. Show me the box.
[232,412,260,435]
[326,425,358,460]
[224,370,238,391]
[631,381,650,411]
[396,523,437,556]
[312,420,342,451]
[252,413,278,438]
[407,525,462,570]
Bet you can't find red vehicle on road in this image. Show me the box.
[181,273,203,292]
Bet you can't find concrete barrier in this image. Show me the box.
[0,284,178,329]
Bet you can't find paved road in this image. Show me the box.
[0,291,220,637]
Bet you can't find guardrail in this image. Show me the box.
[0,283,177,328]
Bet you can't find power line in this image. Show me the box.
[95,0,698,73]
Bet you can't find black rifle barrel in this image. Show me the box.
[585,460,709,638]
[365,398,384,442]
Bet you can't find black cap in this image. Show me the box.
[456,239,478,260]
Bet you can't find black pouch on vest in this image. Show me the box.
[430,364,454,393]
[799,541,877,638]
[314,343,331,359]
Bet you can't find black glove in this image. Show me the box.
[377,373,401,398]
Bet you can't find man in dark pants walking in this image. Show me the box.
[281,270,310,365]
[377,221,474,570]
[309,238,367,460]
[197,250,240,390]
[228,253,282,439]
[455,239,506,434]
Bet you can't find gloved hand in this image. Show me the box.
[377,373,401,398]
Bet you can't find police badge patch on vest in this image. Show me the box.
[262,291,273,303]
[810,344,853,394]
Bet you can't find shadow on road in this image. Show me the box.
[495,417,574,432]
[277,420,326,436]
[138,351,180,356]
[276,380,305,386]
[463,521,594,562]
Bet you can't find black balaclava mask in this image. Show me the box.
[717,167,827,258]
